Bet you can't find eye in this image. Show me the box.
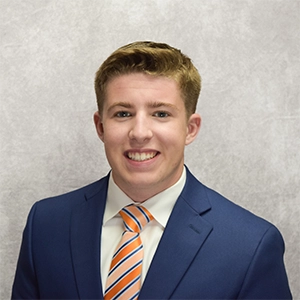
[154,111,169,118]
[115,111,131,118]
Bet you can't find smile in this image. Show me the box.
[127,151,158,161]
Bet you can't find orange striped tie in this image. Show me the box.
[104,204,154,300]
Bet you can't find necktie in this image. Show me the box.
[104,204,154,300]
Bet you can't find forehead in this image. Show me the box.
[105,73,182,102]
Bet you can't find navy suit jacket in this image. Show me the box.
[12,168,292,299]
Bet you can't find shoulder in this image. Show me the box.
[185,168,282,243]
[205,184,274,233]
[29,175,109,220]
[204,185,283,245]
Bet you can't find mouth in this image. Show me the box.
[126,151,159,162]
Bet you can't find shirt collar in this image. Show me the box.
[103,167,187,228]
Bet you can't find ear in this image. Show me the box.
[93,111,105,142]
[185,113,201,145]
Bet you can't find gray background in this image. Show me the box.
[1,0,299,298]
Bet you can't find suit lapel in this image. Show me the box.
[70,176,109,300]
[139,169,213,299]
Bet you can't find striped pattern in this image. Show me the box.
[104,204,154,300]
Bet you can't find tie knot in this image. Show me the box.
[120,204,154,233]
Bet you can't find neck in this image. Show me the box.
[111,166,185,203]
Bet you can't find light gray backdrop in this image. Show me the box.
[1,0,299,299]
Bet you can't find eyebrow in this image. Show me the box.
[107,101,179,113]
[148,101,179,111]
[107,102,133,113]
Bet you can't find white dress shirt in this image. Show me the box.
[100,167,186,291]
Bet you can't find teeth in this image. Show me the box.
[128,152,157,161]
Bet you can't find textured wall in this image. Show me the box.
[1,0,299,298]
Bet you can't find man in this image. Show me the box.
[12,41,292,299]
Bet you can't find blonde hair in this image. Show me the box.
[95,41,201,117]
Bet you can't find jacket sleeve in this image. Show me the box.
[11,203,40,299]
[237,224,292,299]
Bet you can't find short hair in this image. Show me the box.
[94,41,201,117]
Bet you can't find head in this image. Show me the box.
[93,41,202,202]
[95,41,201,118]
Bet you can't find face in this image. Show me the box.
[94,73,201,202]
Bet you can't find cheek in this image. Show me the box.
[160,125,187,143]
[159,133,187,152]
[102,123,126,144]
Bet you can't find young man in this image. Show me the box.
[12,41,292,299]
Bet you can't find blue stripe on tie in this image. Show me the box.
[129,290,140,300]
[105,260,142,295]
[124,221,133,232]
[112,274,141,300]
[108,244,143,276]
[137,206,150,222]
[112,234,138,259]
[123,208,142,231]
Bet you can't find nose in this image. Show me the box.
[128,115,153,143]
